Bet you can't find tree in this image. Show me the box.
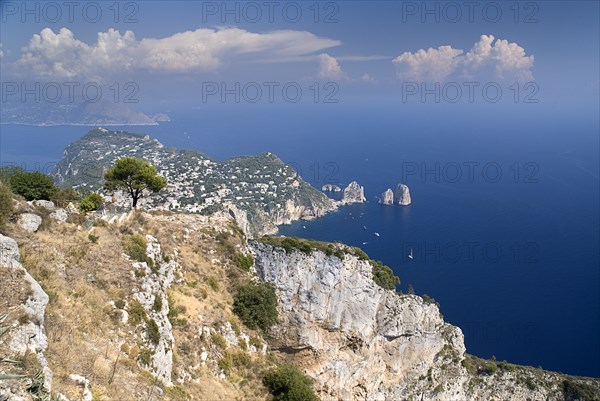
[263,366,318,401]
[104,158,167,208]
[78,193,103,214]
[233,282,278,333]
[10,171,58,201]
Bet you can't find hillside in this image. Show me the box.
[52,128,336,237]
[0,201,599,401]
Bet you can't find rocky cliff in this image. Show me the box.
[250,241,599,401]
[1,201,599,401]
[380,188,395,205]
[341,181,366,204]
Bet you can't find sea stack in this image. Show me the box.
[395,183,411,205]
[380,183,411,206]
[341,181,366,204]
[322,184,342,192]
[380,188,394,205]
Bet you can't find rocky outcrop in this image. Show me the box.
[322,184,342,192]
[18,213,42,232]
[129,235,176,386]
[341,181,366,204]
[380,184,411,206]
[380,189,394,205]
[395,183,411,205]
[0,234,52,397]
[249,241,582,401]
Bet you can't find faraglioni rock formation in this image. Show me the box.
[380,183,411,206]
[380,188,395,205]
[321,184,342,192]
[341,181,366,204]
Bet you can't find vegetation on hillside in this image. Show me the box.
[104,157,167,208]
[233,282,278,333]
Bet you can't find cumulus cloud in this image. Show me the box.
[393,35,534,82]
[318,53,345,80]
[15,27,341,79]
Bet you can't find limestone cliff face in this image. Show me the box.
[342,181,366,204]
[224,197,337,238]
[249,242,581,401]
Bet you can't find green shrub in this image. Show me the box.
[263,365,318,401]
[10,171,58,201]
[233,282,278,333]
[146,318,160,344]
[152,295,163,312]
[128,300,147,325]
[562,380,600,401]
[88,233,99,244]
[123,234,150,264]
[211,332,227,349]
[370,260,400,291]
[236,252,254,271]
[0,183,13,227]
[51,187,81,208]
[78,193,103,214]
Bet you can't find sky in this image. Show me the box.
[0,1,599,114]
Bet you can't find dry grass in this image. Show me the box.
[5,209,272,400]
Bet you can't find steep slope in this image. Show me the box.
[250,240,600,401]
[52,128,336,237]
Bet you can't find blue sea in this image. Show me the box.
[1,102,598,377]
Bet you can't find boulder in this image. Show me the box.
[18,213,42,232]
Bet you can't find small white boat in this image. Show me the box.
[362,242,368,245]
[363,225,367,230]
[374,232,380,237]
[303,225,306,229]
[408,248,414,260]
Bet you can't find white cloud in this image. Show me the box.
[393,35,534,82]
[15,27,342,79]
[393,46,463,82]
[318,53,345,80]
[359,73,376,83]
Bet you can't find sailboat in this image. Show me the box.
[408,248,414,260]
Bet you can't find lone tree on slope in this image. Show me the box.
[104,157,167,208]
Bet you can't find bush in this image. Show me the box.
[236,252,254,271]
[88,233,99,244]
[78,193,103,214]
[562,380,600,401]
[123,234,150,264]
[263,365,318,401]
[10,171,58,201]
[128,300,147,325]
[146,318,160,344]
[51,187,81,208]
[233,282,278,333]
[370,260,400,291]
[0,183,14,227]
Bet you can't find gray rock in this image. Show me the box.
[32,200,55,210]
[394,183,411,205]
[341,181,366,204]
[65,203,78,214]
[18,213,42,232]
[379,188,394,205]
[322,184,342,192]
[50,208,68,223]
